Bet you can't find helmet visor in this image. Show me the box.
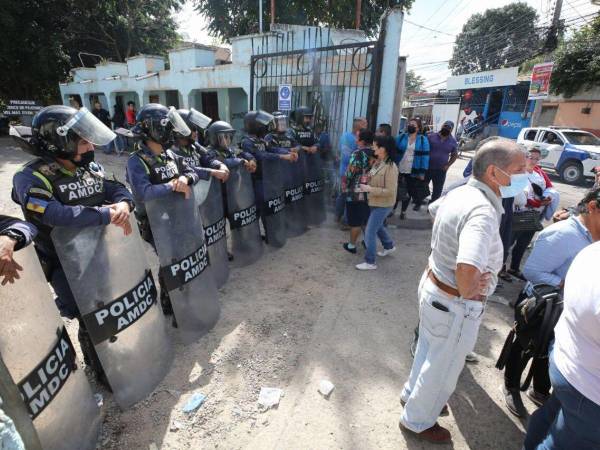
[256,110,275,126]
[274,116,288,132]
[167,107,191,136]
[217,132,234,148]
[56,107,116,145]
[189,108,212,130]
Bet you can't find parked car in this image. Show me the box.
[517,126,600,184]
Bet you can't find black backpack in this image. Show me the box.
[495,284,563,390]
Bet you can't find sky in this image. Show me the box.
[176,0,600,88]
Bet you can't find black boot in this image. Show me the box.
[78,320,111,391]
[502,385,527,417]
[160,288,173,316]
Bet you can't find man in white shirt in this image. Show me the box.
[399,139,527,444]
[524,241,600,450]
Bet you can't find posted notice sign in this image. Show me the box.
[278,84,292,111]
[5,100,42,117]
[528,62,554,100]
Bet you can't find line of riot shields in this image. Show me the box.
[0,145,326,450]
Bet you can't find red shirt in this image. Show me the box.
[126,110,136,126]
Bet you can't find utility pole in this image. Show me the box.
[355,0,362,30]
[259,0,263,33]
[544,0,563,52]
[271,0,276,26]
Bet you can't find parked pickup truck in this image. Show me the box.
[517,126,600,184]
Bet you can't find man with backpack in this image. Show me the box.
[497,186,600,417]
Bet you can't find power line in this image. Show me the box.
[403,19,456,37]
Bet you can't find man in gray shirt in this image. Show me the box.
[399,139,527,444]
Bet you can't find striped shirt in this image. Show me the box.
[428,178,504,297]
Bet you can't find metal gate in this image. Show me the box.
[249,28,383,153]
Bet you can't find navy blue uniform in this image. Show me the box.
[289,125,320,150]
[0,215,37,250]
[12,157,133,318]
[171,142,223,180]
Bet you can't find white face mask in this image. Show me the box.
[496,167,529,198]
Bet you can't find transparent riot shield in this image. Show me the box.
[199,178,229,288]
[51,218,173,409]
[146,180,220,343]
[0,244,101,450]
[283,153,308,237]
[303,151,326,226]
[260,158,287,248]
[225,165,264,267]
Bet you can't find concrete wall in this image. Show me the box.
[552,101,600,135]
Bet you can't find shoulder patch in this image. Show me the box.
[37,162,61,177]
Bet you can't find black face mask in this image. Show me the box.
[407,125,417,134]
[73,151,95,167]
[440,128,451,137]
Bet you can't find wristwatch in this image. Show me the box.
[0,229,26,251]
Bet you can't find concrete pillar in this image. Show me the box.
[391,56,407,135]
[376,7,404,127]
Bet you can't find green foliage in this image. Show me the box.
[194,0,414,42]
[0,0,184,104]
[405,70,424,95]
[550,15,600,98]
[449,2,541,75]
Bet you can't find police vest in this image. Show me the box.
[135,150,180,185]
[294,127,317,147]
[206,145,235,164]
[26,158,106,207]
[172,144,203,168]
[267,133,293,149]
[242,136,266,153]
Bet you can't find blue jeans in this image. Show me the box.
[524,349,600,449]
[364,206,394,264]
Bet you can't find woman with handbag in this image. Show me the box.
[394,118,430,219]
[506,149,558,280]
[356,136,399,270]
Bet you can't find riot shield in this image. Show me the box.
[283,153,308,237]
[51,218,173,409]
[199,178,229,288]
[303,152,326,226]
[0,245,101,450]
[226,165,264,267]
[146,181,221,343]
[260,158,287,248]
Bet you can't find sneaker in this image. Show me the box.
[400,212,406,220]
[399,421,451,444]
[498,270,513,282]
[343,243,357,254]
[377,246,396,257]
[465,352,479,363]
[356,262,377,270]
[507,269,526,281]
[502,385,527,418]
[526,389,550,407]
[412,204,422,212]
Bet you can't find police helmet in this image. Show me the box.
[272,111,288,133]
[291,106,313,127]
[243,110,274,137]
[176,108,212,137]
[30,105,116,160]
[206,120,236,149]
[132,103,191,146]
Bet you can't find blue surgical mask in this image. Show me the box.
[496,168,529,198]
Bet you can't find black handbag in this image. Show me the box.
[512,209,543,232]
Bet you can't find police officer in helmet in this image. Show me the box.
[290,106,319,155]
[205,120,256,173]
[126,103,201,320]
[172,108,229,182]
[11,104,135,384]
[265,111,300,158]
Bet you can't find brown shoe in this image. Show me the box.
[401,399,449,416]
[399,421,452,444]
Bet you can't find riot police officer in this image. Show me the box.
[11,104,135,383]
[172,108,229,182]
[290,106,319,155]
[264,111,300,156]
[126,103,200,318]
[205,120,257,173]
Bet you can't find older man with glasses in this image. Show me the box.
[399,138,526,444]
